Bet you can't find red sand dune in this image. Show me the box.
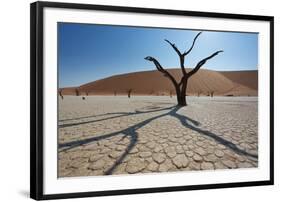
[60,68,258,96]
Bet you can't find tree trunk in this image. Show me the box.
[175,86,187,106]
[177,77,188,106]
[177,94,187,106]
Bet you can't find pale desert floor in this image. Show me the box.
[58,96,258,177]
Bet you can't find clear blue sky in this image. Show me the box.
[58,23,258,87]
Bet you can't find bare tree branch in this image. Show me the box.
[145,56,178,87]
[165,32,202,76]
[165,39,187,75]
[165,39,182,57]
[187,50,223,77]
[183,32,202,56]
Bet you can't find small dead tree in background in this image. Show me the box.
[75,88,80,96]
[58,89,64,100]
[145,32,223,106]
[127,89,132,98]
[82,91,88,100]
[210,91,214,97]
[197,91,202,97]
[170,90,173,98]
[114,91,117,96]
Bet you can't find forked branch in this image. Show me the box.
[183,32,202,56]
[144,56,178,87]
[187,50,223,77]
[164,39,182,57]
[165,32,202,75]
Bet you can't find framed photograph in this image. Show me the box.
[30,1,274,200]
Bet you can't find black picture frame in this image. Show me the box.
[30,1,274,200]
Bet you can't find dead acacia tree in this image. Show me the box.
[75,88,80,96]
[58,89,64,100]
[170,90,173,98]
[145,32,223,106]
[127,89,132,98]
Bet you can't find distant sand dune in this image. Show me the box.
[60,68,258,96]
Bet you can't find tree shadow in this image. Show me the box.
[59,105,257,175]
[59,112,129,122]
[59,106,174,175]
[59,106,175,128]
[168,106,258,159]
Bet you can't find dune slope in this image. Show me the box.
[60,68,258,96]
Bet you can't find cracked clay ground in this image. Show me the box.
[58,96,258,177]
